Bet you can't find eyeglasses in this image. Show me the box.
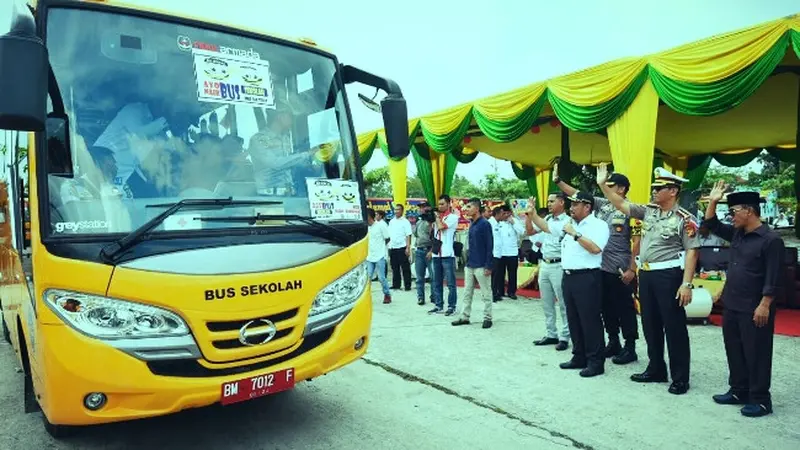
[729,206,748,215]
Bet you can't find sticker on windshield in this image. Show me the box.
[193,48,274,108]
[54,220,111,233]
[306,179,362,221]
[164,214,202,231]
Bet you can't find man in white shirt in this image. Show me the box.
[366,208,392,304]
[526,193,571,351]
[698,222,726,246]
[488,206,504,302]
[388,204,413,291]
[559,191,610,378]
[428,194,460,315]
[498,204,526,300]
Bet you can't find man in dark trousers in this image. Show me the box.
[555,164,640,364]
[558,192,610,377]
[596,164,700,395]
[704,183,784,417]
[452,198,495,329]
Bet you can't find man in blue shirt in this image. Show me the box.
[452,198,495,329]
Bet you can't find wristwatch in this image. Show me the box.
[682,282,694,289]
[574,232,582,240]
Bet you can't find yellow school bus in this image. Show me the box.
[0,0,409,437]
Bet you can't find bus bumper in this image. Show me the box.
[39,293,372,426]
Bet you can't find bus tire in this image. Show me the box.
[43,415,76,439]
[1,300,9,343]
[2,315,9,344]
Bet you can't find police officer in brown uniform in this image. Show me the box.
[554,164,640,364]
[597,164,700,395]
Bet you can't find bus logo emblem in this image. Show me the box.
[177,35,192,51]
[238,319,278,346]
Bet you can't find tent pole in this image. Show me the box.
[795,76,800,238]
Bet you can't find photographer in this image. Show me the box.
[414,202,435,306]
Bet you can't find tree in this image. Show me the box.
[406,174,426,198]
[362,167,391,197]
[700,166,746,193]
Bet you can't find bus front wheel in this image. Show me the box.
[43,415,76,439]
[2,316,9,344]
[1,300,9,344]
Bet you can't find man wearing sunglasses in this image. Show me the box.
[704,184,783,418]
[596,164,700,396]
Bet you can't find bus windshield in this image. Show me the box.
[44,7,362,238]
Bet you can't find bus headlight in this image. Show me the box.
[44,289,190,339]
[309,263,368,316]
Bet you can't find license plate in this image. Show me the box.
[220,368,295,405]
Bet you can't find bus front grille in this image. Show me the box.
[204,308,300,351]
[146,327,335,378]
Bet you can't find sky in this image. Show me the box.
[2,0,798,181]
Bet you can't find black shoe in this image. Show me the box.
[630,370,668,383]
[482,320,493,329]
[604,340,622,358]
[452,318,470,326]
[741,403,772,417]
[668,381,690,395]
[404,287,412,291]
[507,294,518,300]
[418,298,425,306]
[555,341,569,351]
[580,366,605,378]
[612,348,638,365]
[560,359,587,369]
[533,337,559,346]
[493,296,503,302]
[444,308,456,316]
[428,307,443,314]
[713,391,749,405]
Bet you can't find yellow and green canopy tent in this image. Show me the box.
[358,13,800,207]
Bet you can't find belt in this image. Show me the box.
[563,268,599,275]
[637,254,684,271]
[416,246,432,251]
[542,257,561,264]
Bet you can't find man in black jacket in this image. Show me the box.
[704,182,784,418]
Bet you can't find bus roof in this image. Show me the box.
[27,0,332,54]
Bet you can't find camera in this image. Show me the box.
[419,210,436,223]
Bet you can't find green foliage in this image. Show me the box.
[700,166,747,193]
[362,166,392,198]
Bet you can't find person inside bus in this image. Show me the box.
[248,98,317,196]
[58,143,132,233]
[123,134,180,198]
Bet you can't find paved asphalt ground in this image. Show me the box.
[1,282,799,449]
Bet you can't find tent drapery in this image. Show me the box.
[357,15,800,205]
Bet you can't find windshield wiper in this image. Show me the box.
[198,214,355,247]
[99,197,282,263]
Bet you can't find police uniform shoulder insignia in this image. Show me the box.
[630,218,643,236]
[676,208,699,237]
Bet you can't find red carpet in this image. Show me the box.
[454,277,540,298]
[708,309,800,337]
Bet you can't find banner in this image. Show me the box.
[367,198,508,230]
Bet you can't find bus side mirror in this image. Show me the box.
[0,2,48,131]
[380,95,409,160]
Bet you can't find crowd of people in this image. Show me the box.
[366,163,785,418]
